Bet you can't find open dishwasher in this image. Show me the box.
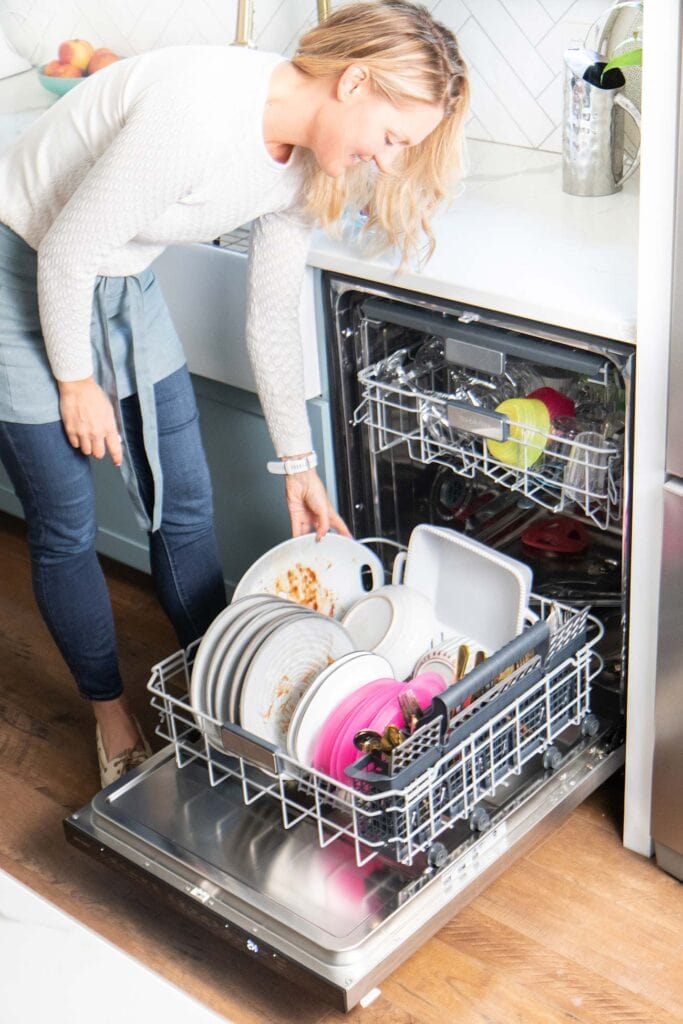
[65,272,632,1012]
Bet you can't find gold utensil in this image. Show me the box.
[456,643,471,681]
[380,724,404,753]
[353,729,383,754]
[398,689,423,734]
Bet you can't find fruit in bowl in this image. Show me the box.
[58,38,94,70]
[38,38,122,97]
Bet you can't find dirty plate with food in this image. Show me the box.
[239,614,355,747]
[231,533,385,618]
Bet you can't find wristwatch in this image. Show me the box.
[266,451,318,475]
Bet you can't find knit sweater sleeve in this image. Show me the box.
[37,84,209,382]
[245,210,314,458]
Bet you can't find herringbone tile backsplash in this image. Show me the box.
[0,0,612,152]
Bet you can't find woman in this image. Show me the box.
[0,1,469,787]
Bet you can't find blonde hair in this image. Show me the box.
[293,0,470,266]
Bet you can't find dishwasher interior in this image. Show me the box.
[65,273,633,1013]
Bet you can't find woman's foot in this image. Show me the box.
[92,696,151,787]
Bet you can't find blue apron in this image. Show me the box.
[0,222,186,532]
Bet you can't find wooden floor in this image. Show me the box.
[0,508,682,1024]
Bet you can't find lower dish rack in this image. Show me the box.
[148,595,603,868]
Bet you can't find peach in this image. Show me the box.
[58,38,94,71]
[43,60,83,78]
[87,48,120,74]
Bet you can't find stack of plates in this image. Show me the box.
[189,595,354,748]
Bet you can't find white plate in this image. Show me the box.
[232,533,385,618]
[285,650,369,759]
[205,601,299,711]
[189,595,290,732]
[216,607,312,727]
[239,615,355,747]
[290,651,395,767]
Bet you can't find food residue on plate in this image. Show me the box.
[273,563,336,616]
[262,664,331,738]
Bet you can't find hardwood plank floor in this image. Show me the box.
[0,509,681,1024]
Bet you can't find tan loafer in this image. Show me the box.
[96,717,152,788]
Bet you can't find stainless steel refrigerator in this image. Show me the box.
[650,28,683,882]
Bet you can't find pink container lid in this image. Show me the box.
[312,677,399,776]
[528,387,576,421]
[328,682,405,783]
[334,673,447,784]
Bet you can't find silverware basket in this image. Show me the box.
[148,594,603,868]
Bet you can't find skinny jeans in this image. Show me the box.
[0,365,227,700]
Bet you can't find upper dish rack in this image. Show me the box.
[354,357,624,531]
[148,594,603,868]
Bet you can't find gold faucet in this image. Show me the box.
[233,0,255,46]
[234,1,331,47]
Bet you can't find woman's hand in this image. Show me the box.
[58,376,123,466]
[284,468,352,541]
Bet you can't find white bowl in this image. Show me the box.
[341,584,436,680]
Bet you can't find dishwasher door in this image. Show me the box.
[65,735,622,1012]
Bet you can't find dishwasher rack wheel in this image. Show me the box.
[543,745,563,770]
[581,713,600,737]
[468,807,491,833]
[426,842,449,869]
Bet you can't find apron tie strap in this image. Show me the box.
[94,277,163,533]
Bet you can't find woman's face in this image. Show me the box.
[311,65,444,178]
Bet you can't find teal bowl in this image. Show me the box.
[37,67,85,97]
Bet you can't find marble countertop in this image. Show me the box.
[0,67,639,347]
[0,868,228,1024]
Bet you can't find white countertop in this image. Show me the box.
[308,139,639,344]
[0,867,229,1024]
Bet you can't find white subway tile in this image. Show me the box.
[499,0,553,46]
[465,65,531,146]
[463,0,554,94]
[538,0,574,18]
[432,0,471,32]
[460,18,554,145]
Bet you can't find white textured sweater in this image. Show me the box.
[0,45,314,457]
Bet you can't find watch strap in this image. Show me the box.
[267,452,318,475]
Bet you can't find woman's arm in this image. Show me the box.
[245,211,351,539]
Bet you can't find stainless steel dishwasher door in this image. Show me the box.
[65,735,623,1012]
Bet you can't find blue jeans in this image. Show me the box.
[0,366,227,700]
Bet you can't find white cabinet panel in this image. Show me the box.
[152,242,321,399]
